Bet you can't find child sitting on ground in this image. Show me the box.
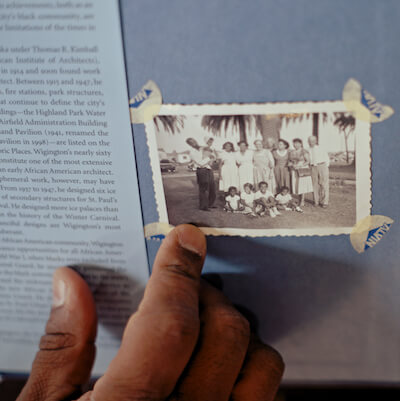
[275,186,303,213]
[224,186,244,213]
[254,181,281,218]
[240,183,257,217]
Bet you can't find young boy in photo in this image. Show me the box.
[275,186,304,213]
[254,181,281,218]
[240,183,257,217]
[202,146,214,160]
[224,186,244,213]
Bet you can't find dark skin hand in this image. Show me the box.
[17,224,284,401]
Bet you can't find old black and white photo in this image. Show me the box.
[145,102,371,236]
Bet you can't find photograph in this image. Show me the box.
[145,102,371,237]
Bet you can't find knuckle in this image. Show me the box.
[164,262,198,282]
[39,332,77,351]
[209,306,250,341]
[35,332,93,368]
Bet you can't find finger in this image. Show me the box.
[92,224,206,401]
[170,281,250,401]
[17,267,97,401]
[231,336,284,401]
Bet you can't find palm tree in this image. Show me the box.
[201,113,329,147]
[254,115,282,147]
[333,112,356,164]
[153,115,185,134]
[201,115,255,143]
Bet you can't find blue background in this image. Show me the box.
[120,0,400,384]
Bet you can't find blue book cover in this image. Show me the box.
[120,0,400,384]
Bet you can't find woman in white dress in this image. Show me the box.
[236,141,254,193]
[219,141,239,192]
[253,139,275,193]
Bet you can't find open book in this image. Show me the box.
[1,0,399,385]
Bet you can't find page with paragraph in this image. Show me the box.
[0,0,148,375]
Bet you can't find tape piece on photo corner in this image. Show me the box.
[350,215,394,253]
[129,80,162,124]
[144,222,175,241]
[342,78,394,123]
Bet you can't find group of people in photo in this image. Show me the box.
[185,135,330,217]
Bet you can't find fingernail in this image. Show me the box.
[52,277,67,308]
[176,224,206,256]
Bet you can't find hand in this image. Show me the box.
[17,225,284,401]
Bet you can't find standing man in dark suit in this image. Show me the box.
[186,137,216,211]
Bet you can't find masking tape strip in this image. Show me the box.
[146,215,394,249]
[343,78,394,123]
[144,222,175,241]
[350,215,394,253]
[129,80,162,124]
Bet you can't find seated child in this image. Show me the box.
[275,186,303,213]
[254,181,281,218]
[240,183,257,217]
[224,186,244,212]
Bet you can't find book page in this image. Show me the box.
[0,0,148,375]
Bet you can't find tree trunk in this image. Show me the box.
[259,116,281,147]
[312,113,319,140]
[239,117,246,143]
[344,131,349,164]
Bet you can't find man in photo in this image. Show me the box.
[186,137,216,211]
[308,135,330,208]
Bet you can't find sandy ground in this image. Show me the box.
[162,166,356,230]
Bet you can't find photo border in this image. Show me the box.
[144,101,371,237]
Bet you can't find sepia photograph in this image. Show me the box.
[145,102,371,236]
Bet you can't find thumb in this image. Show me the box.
[17,267,97,401]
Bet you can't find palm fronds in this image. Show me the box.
[153,115,185,134]
[201,115,254,142]
[333,112,356,131]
